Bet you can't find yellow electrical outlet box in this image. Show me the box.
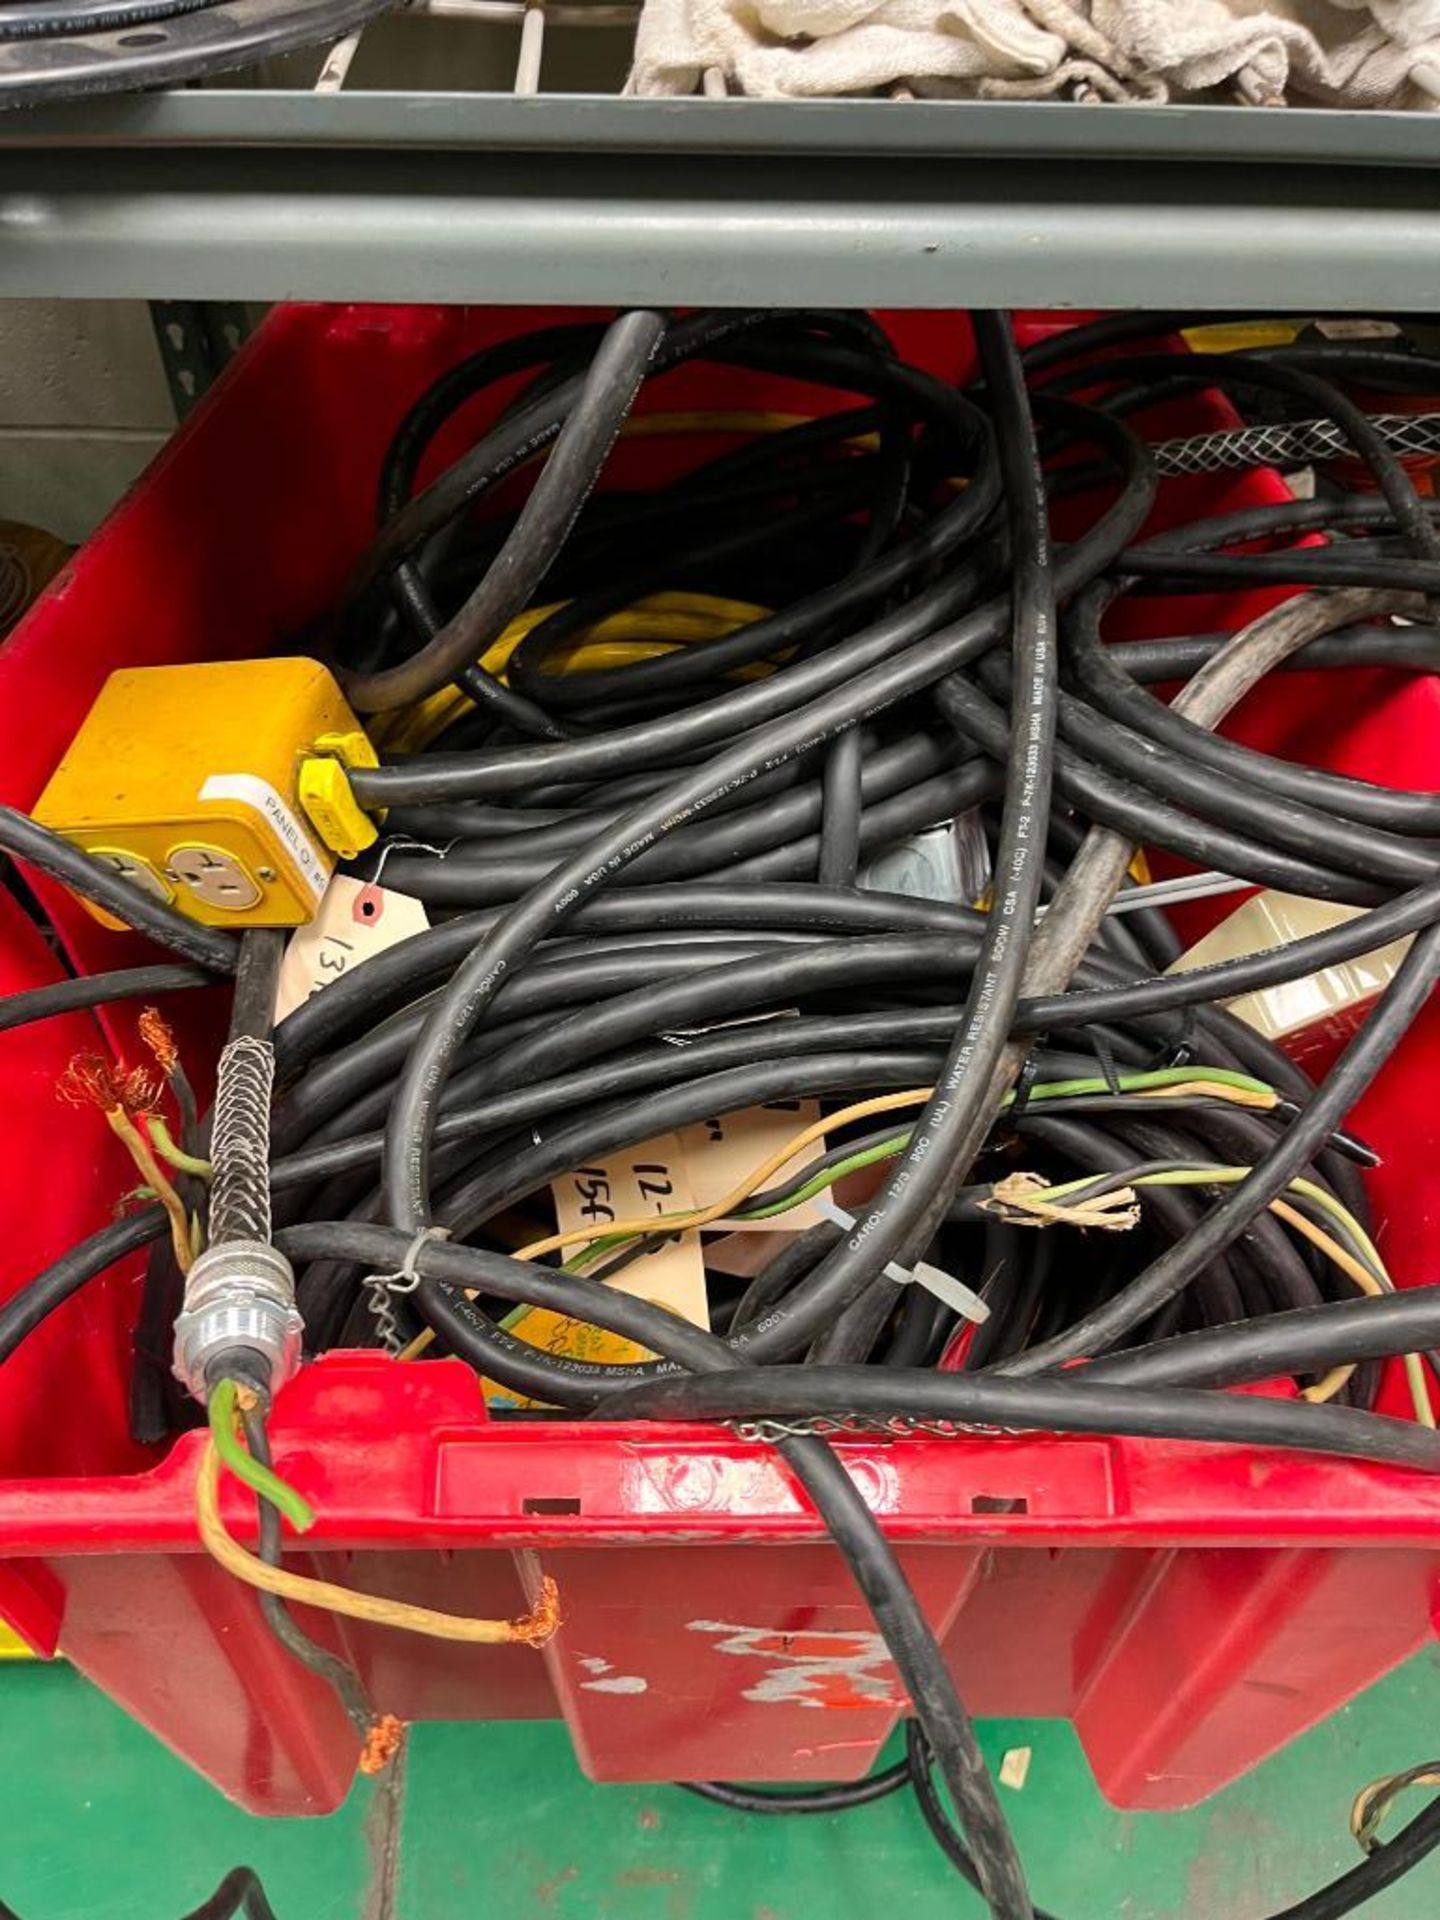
[33,658,374,929]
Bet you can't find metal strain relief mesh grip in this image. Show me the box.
[207,1034,277,1247]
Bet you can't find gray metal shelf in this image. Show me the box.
[3,27,1440,306]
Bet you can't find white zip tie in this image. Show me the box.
[812,1193,989,1324]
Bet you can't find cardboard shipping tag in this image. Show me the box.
[679,1099,826,1231]
[274,876,429,1022]
[484,1132,709,1411]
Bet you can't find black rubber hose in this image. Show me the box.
[0,809,238,974]
[0,962,209,1035]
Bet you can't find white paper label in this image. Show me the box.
[199,772,330,902]
[274,876,429,1022]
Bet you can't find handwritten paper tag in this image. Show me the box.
[484,1132,709,1411]
[274,876,429,1022]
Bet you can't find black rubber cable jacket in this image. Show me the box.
[274,1219,1033,1920]
[907,1723,1061,1917]
[1041,650,1434,890]
[177,1868,280,1920]
[350,312,892,611]
[348,309,774,603]
[596,1367,1440,1474]
[228,929,286,1046]
[1081,1290,1440,1392]
[905,1720,1440,1920]
[1011,1112,1250,1331]
[1112,623,1440,682]
[943,671,1383,907]
[1000,915,1440,1375]
[0,808,238,974]
[731,1222,842,1330]
[386,321,1151,1257]
[815,402,913,890]
[1068,589,1440,837]
[1053,351,1440,580]
[275,1070,1261,1214]
[0,0,217,35]
[388,763,997,906]
[0,1206,164,1368]
[817,727,865,889]
[0,962,210,1035]
[379,734,964,899]
[1266,1796,1440,1920]
[505,377,961,714]
[775,1433,1033,1920]
[679,1765,909,1814]
[379,603,996,1226]
[275,1022,954,1192]
[432,1049,944,1252]
[267,876,1440,1085]
[504,458,967,713]
[351,556,988,809]
[274,937,837,1148]
[1020,874,1440,1037]
[342,309,664,720]
[369,322,607,665]
[385,738,832,863]
[1121,549,1440,594]
[779,314,1058,1324]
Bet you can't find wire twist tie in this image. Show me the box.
[366,1225,451,1298]
[811,1193,989,1324]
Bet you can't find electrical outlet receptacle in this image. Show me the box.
[89,847,174,904]
[166,843,262,911]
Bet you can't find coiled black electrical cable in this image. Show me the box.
[14,307,1440,1919]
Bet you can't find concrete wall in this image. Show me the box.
[0,301,175,544]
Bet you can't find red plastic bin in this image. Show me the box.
[2,303,1440,1819]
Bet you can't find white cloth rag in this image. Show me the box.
[629,0,1440,107]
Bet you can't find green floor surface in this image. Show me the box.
[2,1653,1437,1919]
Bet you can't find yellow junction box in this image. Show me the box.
[33,657,376,929]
